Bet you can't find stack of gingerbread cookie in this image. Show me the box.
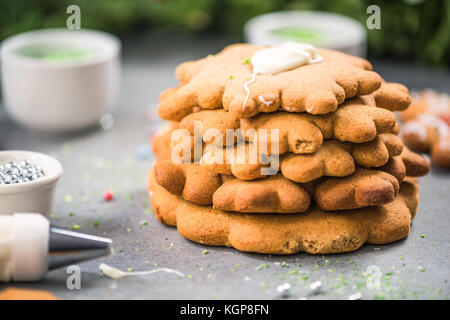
[148,43,429,254]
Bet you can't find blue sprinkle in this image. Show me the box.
[137,144,150,159]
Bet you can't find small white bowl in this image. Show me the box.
[0,150,63,216]
[244,11,366,57]
[1,28,121,132]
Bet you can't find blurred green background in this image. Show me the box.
[1,0,449,66]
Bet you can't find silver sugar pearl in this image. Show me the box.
[19,160,30,168]
[0,159,45,185]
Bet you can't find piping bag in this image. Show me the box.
[0,213,112,282]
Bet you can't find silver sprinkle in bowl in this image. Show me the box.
[0,150,63,216]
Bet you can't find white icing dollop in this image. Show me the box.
[251,41,323,75]
[243,42,323,110]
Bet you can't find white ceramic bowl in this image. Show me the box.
[0,150,63,216]
[1,28,121,132]
[244,11,366,57]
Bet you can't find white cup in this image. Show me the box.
[244,11,366,57]
[0,150,63,216]
[1,28,121,132]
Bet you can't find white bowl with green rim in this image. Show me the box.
[244,11,366,57]
[0,150,63,216]
[1,28,121,132]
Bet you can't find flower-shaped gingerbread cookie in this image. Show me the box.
[159,44,382,120]
[149,172,419,254]
[153,159,405,212]
[179,99,397,152]
[201,134,402,182]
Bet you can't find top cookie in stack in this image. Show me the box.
[148,42,429,255]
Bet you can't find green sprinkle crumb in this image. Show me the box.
[421,234,426,238]
[242,58,250,65]
[93,221,99,227]
[64,195,73,203]
[139,220,148,227]
[187,274,193,279]
[49,213,56,218]
[202,250,209,254]
[72,225,80,230]
[69,212,75,217]
[229,75,234,79]
[127,267,133,272]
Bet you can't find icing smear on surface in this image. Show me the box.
[243,42,323,110]
[99,263,184,280]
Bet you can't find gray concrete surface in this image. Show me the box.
[0,32,449,300]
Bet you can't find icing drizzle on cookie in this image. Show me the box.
[243,42,323,111]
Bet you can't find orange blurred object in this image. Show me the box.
[0,287,59,300]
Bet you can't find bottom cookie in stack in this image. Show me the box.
[148,171,419,255]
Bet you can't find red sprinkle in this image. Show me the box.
[103,190,114,201]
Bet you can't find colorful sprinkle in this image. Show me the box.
[103,190,114,201]
[139,220,148,227]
